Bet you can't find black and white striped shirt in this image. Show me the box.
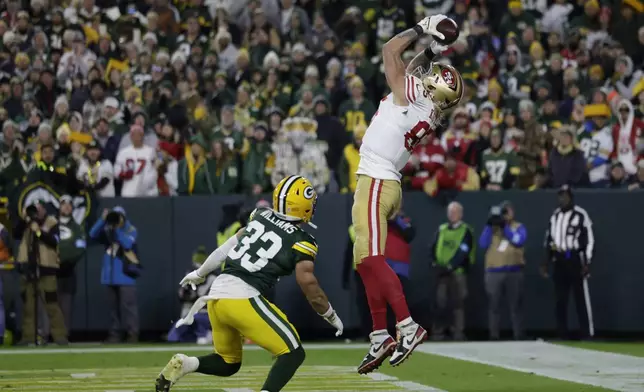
[545,206,594,263]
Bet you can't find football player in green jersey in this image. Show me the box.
[155,175,343,392]
[480,130,521,190]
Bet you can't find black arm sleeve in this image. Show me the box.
[38,224,59,248]
[94,177,111,191]
[401,224,416,243]
[544,228,553,261]
[447,230,474,270]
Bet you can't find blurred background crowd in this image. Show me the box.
[0,0,643,202]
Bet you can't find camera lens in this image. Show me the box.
[25,205,38,219]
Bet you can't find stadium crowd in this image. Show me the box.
[0,0,643,203]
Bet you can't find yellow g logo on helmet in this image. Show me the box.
[272,175,318,223]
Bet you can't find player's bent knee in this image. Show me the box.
[221,354,243,366]
[220,361,242,377]
[283,346,305,366]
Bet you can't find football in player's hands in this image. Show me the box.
[433,17,459,45]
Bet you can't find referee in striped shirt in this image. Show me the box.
[542,185,595,339]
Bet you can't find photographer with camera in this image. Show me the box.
[479,201,527,340]
[89,206,141,343]
[15,201,68,345]
[430,202,475,341]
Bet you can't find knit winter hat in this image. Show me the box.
[54,95,69,109]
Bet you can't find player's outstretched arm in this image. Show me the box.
[383,15,447,105]
[295,260,344,336]
[179,228,245,290]
[405,39,449,74]
[382,28,422,104]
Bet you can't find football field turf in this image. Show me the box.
[0,342,643,392]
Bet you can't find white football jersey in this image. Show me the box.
[357,74,438,181]
[76,158,115,197]
[115,145,159,197]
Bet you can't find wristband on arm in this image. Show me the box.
[319,303,335,318]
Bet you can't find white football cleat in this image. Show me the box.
[155,354,190,391]
[357,331,397,374]
[389,323,427,367]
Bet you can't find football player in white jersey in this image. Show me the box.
[353,14,464,374]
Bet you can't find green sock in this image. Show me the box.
[196,353,241,377]
[261,346,306,392]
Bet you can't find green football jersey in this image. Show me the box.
[223,207,318,294]
[211,126,245,151]
[338,99,376,133]
[480,149,520,188]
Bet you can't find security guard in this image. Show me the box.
[542,185,595,339]
[430,201,475,341]
[16,201,68,345]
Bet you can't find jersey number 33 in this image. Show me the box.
[228,221,283,272]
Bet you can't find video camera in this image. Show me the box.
[105,211,123,227]
[25,204,39,221]
[487,205,505,227]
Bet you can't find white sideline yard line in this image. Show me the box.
[418,341,644,392]
[366,373,447,392]
[0,342,370,355]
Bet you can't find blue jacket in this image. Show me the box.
[89,218,139,286]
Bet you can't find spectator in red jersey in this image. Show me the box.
[402,135,445,190]
[157,122,183,160]
[423,149,481,198]
[611,99,644,176]
[441,107,475,164]
[384,212,414,285]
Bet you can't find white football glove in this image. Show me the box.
[179,270,205,291]
[320,304,344,337]
[430,40,448,54]
[175,313,194,328]
[417,14,447,39]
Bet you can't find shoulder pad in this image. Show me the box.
[293,236,318,259]
[249,207,264,220]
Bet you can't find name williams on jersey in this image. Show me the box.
[260,210,297,234]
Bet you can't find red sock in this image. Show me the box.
[357,257,387,331]
[365,255,411,323]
